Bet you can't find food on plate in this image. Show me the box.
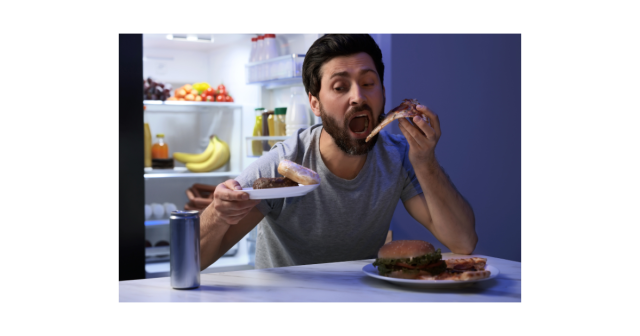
[372,240,447,279]
[417,268,492,281]
[445,257,487,271]
[422,257,490,280]
[277,159,321,185]
[253,177,299,189]
[365,98,426,142]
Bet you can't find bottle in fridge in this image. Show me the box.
[286,86,310,136]
[152,133,169,159]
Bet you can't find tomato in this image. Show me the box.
[201,93,208,100]
[216,94,225,102]
[217,84,226,93]
[206,95,214,102]
[225,95,234,102]
[205,87,216,96]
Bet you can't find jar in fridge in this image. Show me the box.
[249,37,258,62]
[249,37,259,82]
[152,133,169,159]
[286,86,310,136]
[267,112,276,147]
[273,107,287,138]
[263,34,279,60]
[253,108,265,155]
[261,110,274,151]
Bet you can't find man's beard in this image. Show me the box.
[319,97,385,156]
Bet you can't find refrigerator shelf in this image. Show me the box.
[144,171,241,179]
[245,54,305,88]
[144,100,242,107]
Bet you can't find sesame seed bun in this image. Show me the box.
[377,240,436,259]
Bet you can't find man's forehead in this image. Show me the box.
[320,53,377,81]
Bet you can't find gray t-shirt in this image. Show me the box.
[235,124,422,269]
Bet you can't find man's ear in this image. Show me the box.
[309,92,321,117]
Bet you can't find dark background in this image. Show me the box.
[388,34,521,262]
[119,34,145,281]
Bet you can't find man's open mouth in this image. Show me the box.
[348,113,370,134]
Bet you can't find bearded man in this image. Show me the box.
[199,34,477,270]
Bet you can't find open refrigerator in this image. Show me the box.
[141,33,323,278]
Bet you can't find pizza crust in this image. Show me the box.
[417,258,491,281]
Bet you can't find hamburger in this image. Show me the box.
[372,240,447,279]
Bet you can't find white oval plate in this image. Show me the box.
[242,184,320,200]
[362,263,499,289]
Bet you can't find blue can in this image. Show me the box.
[170,210,200,289]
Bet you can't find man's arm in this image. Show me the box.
[403,168,477,254]
[200,179,264,270]
[398,105,477,254]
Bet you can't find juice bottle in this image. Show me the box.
[274,107,287,139]
[152,133,169,159]
[267,112,276,147]
[144,123,152,167]
[252,115,263,156]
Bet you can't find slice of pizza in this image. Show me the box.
[417,257,491,281]
[418,269,492,281]
[365,98,425,142]
[445,257,487,271]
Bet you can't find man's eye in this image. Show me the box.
[334,87,344,92]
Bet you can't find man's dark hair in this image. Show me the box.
[302,34,384,98]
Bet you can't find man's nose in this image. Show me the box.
[349,85,366,106]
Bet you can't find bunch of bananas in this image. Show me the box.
[173,136,230,172]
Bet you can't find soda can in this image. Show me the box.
[170,210,200,289]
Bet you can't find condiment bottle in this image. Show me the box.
[144,123,152,167]
[274,107,287,139]
[267,111,276,147]
[249,36,258,63]
[152,133,169,159]
[261,110,274,152]
[252,108,264,156]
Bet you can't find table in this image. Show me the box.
[119,253,521,302]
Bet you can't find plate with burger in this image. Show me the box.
[243,160,321,200]
[363,240,499,288]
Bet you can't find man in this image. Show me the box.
[199,34,477,270]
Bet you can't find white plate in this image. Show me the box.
[144,167,188,174]
[362,263,499,289]
[242,184,320,200]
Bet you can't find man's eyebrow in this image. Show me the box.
[329,68,377,79]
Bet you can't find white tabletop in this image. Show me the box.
[119,253,521,302]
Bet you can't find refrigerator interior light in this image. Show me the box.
[165,34,214,43]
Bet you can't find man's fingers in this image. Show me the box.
[217,181,250,201]
[412,115,436,139]
[223,179,243,191]
[416,105,441,139]
[398,118,422,148]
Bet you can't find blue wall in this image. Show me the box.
[387,34,521,262]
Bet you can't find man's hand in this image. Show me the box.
[207,179,261,227]
[398,105,441,170]
[200,179,261,270]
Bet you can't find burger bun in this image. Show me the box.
[378,240,436,259]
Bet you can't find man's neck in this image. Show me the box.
[318,128,368,180]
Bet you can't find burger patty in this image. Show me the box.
[252,177,299,189]
[373,249,446,276]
